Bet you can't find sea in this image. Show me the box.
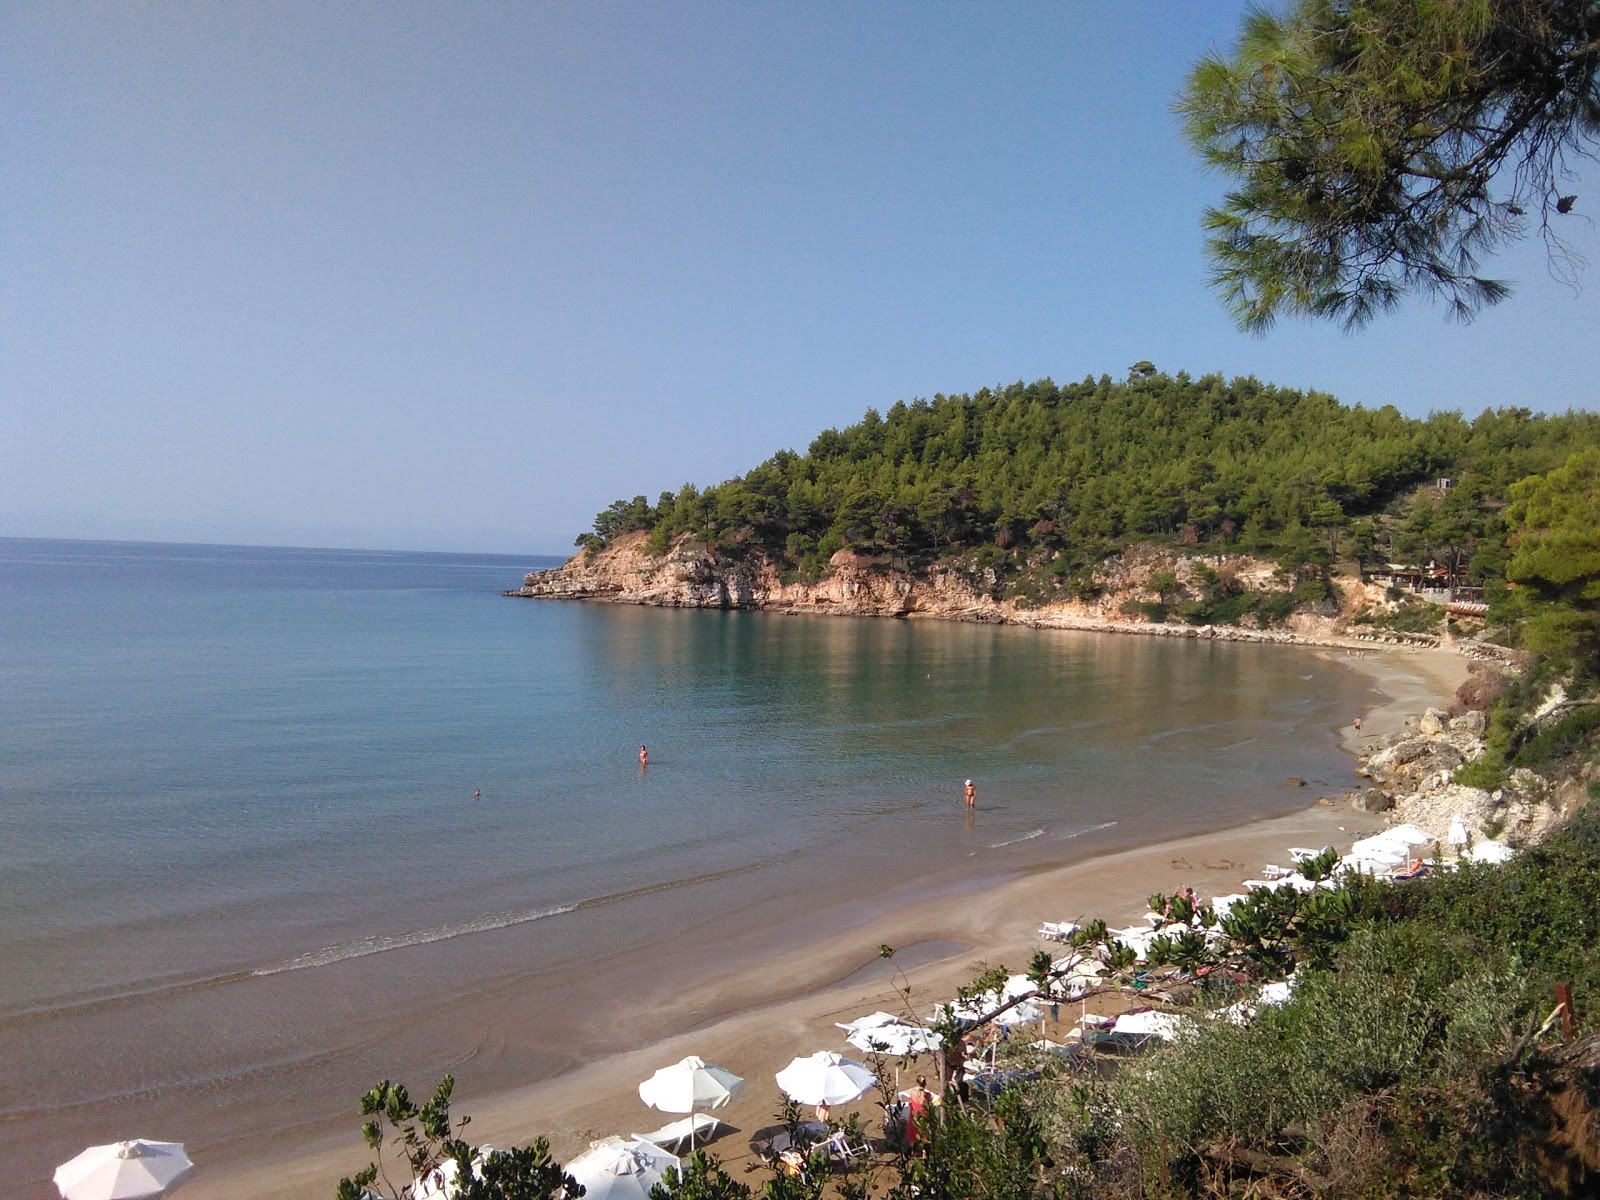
[0,538,1370,1190]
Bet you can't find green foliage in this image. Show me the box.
[573,376,1600,638]
[1453,754,1508,791]
[1355,597,1444,634]
[1511,703,1600,770]
[889,1089,1056,1200]
[1502,446,1600,673]
[651,1151,759,1200]
[1116,925,1529,1188]
[1358,812,1600,1023]
[1180,0,1600,328]
[336,1076,580,1200]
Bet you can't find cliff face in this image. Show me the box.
[506,533,1346,644]
[506,532,991,618]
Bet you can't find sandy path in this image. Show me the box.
[175,647,1470,1200]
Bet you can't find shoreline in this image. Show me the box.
[176,649,1470,1200]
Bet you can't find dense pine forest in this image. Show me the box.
[581,370,1600,598]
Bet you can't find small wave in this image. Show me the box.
[1213,735,1262,751]
[252,902,579,975]
[1057,819,1119,841]
[7,861,775,1024]
[987,828,1045,849]
[1147,721,1232,745]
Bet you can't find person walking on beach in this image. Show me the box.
[1353,715,1363,732]
[639,744,649,767]
[964,778,976,809]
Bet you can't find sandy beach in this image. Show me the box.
[170,647,1470,1200]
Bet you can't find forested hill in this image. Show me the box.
[580,371,1600,592]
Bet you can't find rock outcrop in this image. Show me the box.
[1352,712,1572,849]
[508,534,1382,649]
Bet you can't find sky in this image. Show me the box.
[5,4,1598,556]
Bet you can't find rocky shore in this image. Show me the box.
[508,533,1421,652]
[1348,704,1578,849]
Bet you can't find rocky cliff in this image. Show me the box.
[1350,705,1580,848]
[507,533,1360,646]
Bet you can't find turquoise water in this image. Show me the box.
[0,538,1366,1184]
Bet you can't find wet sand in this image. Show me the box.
[175,646,1471,1200]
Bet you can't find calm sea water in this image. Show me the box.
[0,538,1367,1186]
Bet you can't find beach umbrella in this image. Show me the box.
[950,991,1043,1028]
[409,1149,492,1200]
[638,1055,745,1113]
[1447,815,1469,848]
[567,1137,679,1200]
[774,1050,876,1107]
[1466,840,1516,864]
[1111,1010,1189,1043]
[834,1011,901,1035]
[637,1056,743,1152]
[53,1139,193,1200]
[844,1020,939,1057]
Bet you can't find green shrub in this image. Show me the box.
[1114,925,1524,1171]
[1293,576,1330,606]
[1511,704,1600,770]
[1254,590,1297,625]
[1454,755,1508,790]
[1354,600,1443,633]
[1207,590,1258,625]
[1120,599,1168,623]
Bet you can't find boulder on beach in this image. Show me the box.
[1362,736,1466,790]
[1418,707,1450,735]
[1350,788,1393,814]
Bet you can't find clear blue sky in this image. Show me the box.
[5,4,1596,555]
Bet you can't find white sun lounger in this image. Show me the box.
[633,1113,725,1153]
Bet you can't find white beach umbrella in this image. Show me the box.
[835,1011,901,1034]
[844,1020,939,1057]
[1384,824,1437,846]
[53,1139,193,1200]
[774,1050,877,1106]
[1111,1010,1189,1042]
[949,990,1044,1028]
[567,1137,679,1200]
[1447,815,1469,848]
[637,1056,743,1153]
[1466,840,1516,864]
[638,1055,745,1114]
[409,1149,493,1200]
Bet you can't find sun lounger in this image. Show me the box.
[632,1113,725,1153]
[814,1129,872,1163]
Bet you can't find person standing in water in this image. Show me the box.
[639,744,649,767]
[964,779,976,809]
